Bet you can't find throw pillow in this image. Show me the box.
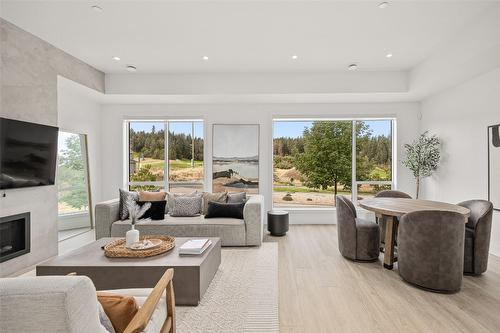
[97,292,139,333]
[119,189,138,220]
[169,196,202,217]
[166,190,199,212]
[205,201,245,219]
[227,192,247,204]
[137,200,167,220]
[98,302,116,333]
[201,192,227,215]
[138,191,166,202]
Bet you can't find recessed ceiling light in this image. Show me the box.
[113,56,121,61]
[378,2,389,9]
[348,64,358,71]
[202,56,209,61]
[386,53,393,58]
[91,5,103,12]
[125,65,137,72]
[292,55,298,60]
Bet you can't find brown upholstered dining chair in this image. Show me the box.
[457,200,493,275]
[398,210,465,293]
[374,190,412,249]
[336,195,380,261]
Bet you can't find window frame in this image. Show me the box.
[125,119,204,192]
[272,118,396,209]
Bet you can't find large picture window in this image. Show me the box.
[128,120,203,192]
[273,119,394,208]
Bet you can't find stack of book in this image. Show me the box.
[179,239,212,255]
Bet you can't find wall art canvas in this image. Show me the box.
[489,124,500,211]
[212,124,259,193]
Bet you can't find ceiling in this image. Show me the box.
[0,1,496,74]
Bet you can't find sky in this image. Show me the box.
[130,121,203,138]
[273,120,392,138]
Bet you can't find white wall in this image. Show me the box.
[0,19,104,277]
[420,67,500,256]
[57,77,103,226]
[100,102,419,224]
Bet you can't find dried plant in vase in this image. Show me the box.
[125,198,151,246]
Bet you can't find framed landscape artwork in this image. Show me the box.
[212,124,259,194]
[488,124,500,211]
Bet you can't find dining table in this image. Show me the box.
[358,197,470,270]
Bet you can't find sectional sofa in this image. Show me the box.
[95,195,264,246]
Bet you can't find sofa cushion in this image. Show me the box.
[119,189,138,220]
[111,215,246,246]
[205,201,245,219]
[227,192,247,203]
[166,191,200,212]
[97,292,139,333]
[99,288,166,333]
[169,196,202,216]
[0,276,109,333]
[138,200,167,220]
[202,192,227,215]
[138,191,166,202]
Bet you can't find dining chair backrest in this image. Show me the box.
[374,190,412,199]
[458,199,493,274]
[336,195,357,259]
[398,210,465,292]
[458,200,493,229]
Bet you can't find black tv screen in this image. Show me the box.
[0,118,58,189]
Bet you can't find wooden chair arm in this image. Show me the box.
[124,268,176,333]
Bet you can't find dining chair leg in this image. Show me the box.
[383,216,398,270]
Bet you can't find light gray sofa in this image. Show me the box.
[95,195,264,246]
[0,269,175,333]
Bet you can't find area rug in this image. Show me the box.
[176,243,279,333]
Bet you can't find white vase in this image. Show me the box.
[126,224,140,247]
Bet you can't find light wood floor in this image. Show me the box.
[264,225,500,333]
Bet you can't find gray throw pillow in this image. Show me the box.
[166,191,199,212]
[227,192,247,203]
[170,196,203,217]
[119,189,138,220]
[202,192,228,215]
[98,302,116,333]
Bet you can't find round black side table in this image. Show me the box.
[267,210,289,236]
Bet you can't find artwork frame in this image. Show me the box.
[212,124,260,194]
[488,124,500,211]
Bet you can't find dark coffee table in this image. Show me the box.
[36,237,221,305]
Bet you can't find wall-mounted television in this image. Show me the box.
[0,117,58,190]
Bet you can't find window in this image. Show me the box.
[355,120,393,201]
[273,119,394,208]
[127,120,203,192]
[57,131,92,240]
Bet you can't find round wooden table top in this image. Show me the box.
[359,197,470,218]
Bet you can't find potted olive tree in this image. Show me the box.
[402,131,441,199]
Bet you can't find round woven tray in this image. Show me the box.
[104,235,175,258]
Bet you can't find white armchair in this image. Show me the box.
[0,269,176,333]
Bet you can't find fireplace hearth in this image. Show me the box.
[0,212,30,263]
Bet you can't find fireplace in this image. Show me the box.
[0,213,30,263]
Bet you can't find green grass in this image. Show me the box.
[137,159,203,170]
[169,159,203,169]
[368,166,391,180]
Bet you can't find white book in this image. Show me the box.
[179,239,212,255]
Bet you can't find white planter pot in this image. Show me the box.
[126,225,140,247]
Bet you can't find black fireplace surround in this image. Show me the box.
[0,212,30,263]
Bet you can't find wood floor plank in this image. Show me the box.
[265,225,500,333]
